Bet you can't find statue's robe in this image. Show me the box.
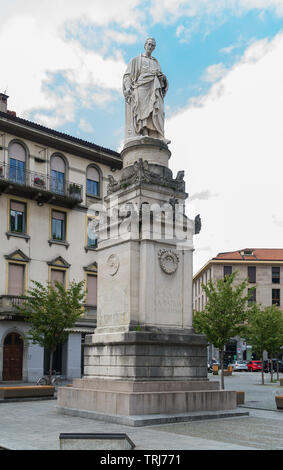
[123,54,168,140]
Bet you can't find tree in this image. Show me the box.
[17,280,85,384]
[193,271,252,389]
[245,304,283,384]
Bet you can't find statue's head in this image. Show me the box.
[144,38,156,54]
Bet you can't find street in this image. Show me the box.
[0,371,283,450]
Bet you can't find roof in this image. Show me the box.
[193,248,283,281]
[0,110,122,166]
[213,248,283,262]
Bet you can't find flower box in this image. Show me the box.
[34,177,45,186]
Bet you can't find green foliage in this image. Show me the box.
[17,280,86,354]
[193,271,252,351]
[245,303,283,358]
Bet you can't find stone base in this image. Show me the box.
[56,406,249,427]
[83,330,209,381]
[57,378,238,426]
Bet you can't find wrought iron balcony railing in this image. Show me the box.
[0,163,83,206]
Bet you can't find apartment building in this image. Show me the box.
[193,248,283,363]
[0,93,122,382]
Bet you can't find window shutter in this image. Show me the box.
[9,143,26,162]
[51,269,65,286]
[87,167,99,182]
[52,211,65,221]
[87,274,97,306]
[8,264,25,295]
[10,201,25,212]
[51,156,65,172]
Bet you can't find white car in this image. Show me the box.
[230,361,248,371]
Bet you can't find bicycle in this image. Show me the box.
[36,370,62,386]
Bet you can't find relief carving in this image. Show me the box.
[158,248,179,274]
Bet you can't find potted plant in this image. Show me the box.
[69,183,81,200]
[34,176,45,187]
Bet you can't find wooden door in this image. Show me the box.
[3,333,23,380]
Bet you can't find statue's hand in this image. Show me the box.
[161,75,168,97]
[124,88,132,105]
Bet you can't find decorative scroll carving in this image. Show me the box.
[107,160,187,195]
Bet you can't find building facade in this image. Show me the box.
[0,93,122,382]
[193,248,283,363]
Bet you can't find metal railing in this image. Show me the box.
[0,163,83,201]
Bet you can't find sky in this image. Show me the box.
[1,0,283,274]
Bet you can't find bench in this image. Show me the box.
[0,386,55,399]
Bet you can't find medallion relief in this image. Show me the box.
[158,249,179,274]
[107,254,120,276]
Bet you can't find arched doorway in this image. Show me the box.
[3,333,23,380]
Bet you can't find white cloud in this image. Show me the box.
[79,118,94,134]
[202,63,227,83]
[190,190,219,201]
[149,0,283,23]
[0,1,143,127]
[166,32,283,273]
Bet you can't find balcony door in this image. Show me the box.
[2,333,23,381]
[8,142,26,184]
[51,155,66,195]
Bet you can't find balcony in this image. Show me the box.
[0,163,83,208]
[0,295,26,320]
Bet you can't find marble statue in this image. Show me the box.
[123,38,169,143]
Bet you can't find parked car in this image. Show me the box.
[247,360,262,371]
[230,361,248,371]
[263,359,283,373]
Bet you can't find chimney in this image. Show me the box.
[0,93,9,113]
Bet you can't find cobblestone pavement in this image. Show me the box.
[0,372,282,450]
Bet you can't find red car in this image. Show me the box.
[247,360,262,371]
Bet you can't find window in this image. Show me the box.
[86,274,97,306]
[248,288,256,304]
[272,289,280,306]
[8,142,26,184]
[10,201,26,233]
[223,265,232,279]
[248,266,256,283]
[243,249,253,256]
[272,267,280,284]
[8,263,25,296]
[87,218,98,248]
[86,166,100,197]
[51,155,66,195]
[50,268,65,287]
[51,210,66,241]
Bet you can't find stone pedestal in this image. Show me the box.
[121,137,171,168]
[57,138,239,425]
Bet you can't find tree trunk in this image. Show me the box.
[276,360,279,381]
[261,356,264,385]
[270,354,273,383]
[48,349,55,385]
[220,349,225,390]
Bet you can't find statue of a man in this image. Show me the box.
[123,38,169,143]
